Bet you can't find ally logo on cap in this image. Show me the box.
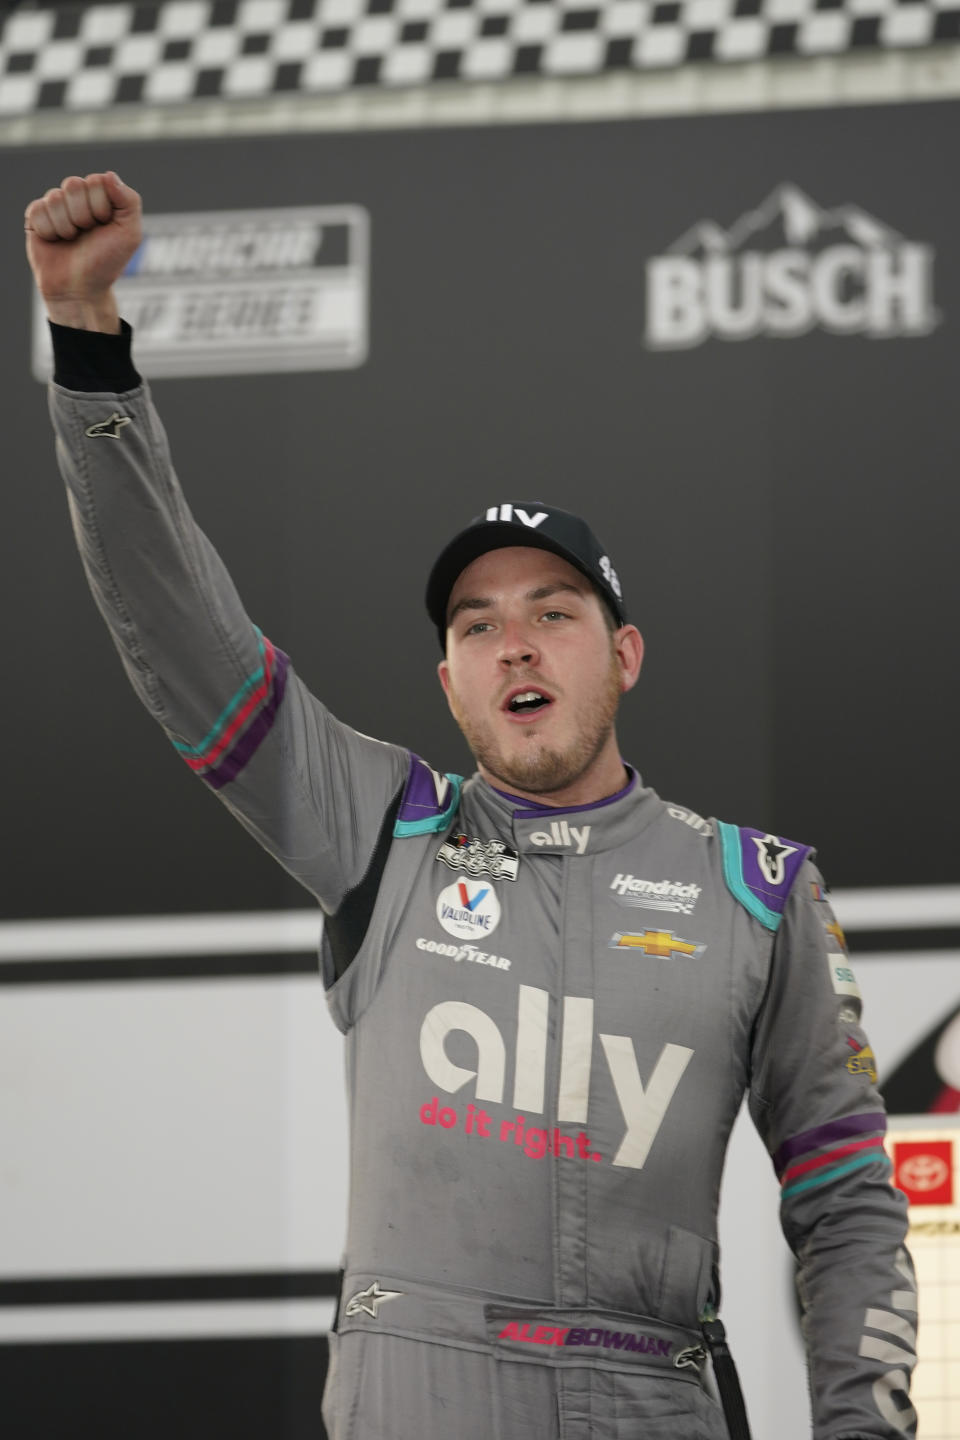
[484,504,549,528]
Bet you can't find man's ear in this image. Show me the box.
[437,656,451,700]
[615,625,644,694]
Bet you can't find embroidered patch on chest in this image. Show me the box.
[436,833,519,881]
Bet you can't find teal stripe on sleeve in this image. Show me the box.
[782,1150,890,1199]
[172,628,266,756]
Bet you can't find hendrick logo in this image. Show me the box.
[645,184,938,350]
[610,874,701,915]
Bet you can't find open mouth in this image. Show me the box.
[504,689,553,716]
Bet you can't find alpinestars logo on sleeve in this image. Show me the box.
[85,412,131,440]
[753,834,798,886]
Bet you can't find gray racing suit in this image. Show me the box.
[47,323,917,1439]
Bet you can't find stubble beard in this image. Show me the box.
[449,651,623,797]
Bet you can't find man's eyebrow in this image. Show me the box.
[525,582,584,603]
[447,581,584,626]
[447,595,494,625]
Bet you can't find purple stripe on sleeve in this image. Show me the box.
[773,1111,886,1178]
[203,648,290,792]
[397,753,453,824]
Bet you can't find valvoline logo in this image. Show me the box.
[437,879,502,939]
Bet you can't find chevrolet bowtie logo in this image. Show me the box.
[609,930,707,960]
[825,919,848,950]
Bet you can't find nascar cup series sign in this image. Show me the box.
[33,205,369,379]
[644,184,938,350]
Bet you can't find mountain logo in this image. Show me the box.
[644,184,938,350]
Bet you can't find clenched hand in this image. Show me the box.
[24,171,143,333]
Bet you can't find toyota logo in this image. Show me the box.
[899,1154,949,1191]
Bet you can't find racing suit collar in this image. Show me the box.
[488,764,638,818]
[470,766,661,857]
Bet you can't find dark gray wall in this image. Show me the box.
[4,103,958,923]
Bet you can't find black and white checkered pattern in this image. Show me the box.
[1,0,958,115]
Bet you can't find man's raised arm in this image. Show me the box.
[25,172,411,950]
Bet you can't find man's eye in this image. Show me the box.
[465,621,493,635]
[542,610,569,622]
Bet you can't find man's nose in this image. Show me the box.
[498,621,540,668]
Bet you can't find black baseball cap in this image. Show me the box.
[425,501,626,649]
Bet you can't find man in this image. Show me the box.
[26,173,917,1439]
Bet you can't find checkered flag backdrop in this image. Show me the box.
[0,0,958,116]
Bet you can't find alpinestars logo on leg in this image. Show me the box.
[344,1281,403,1319]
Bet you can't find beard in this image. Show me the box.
[447,649,623,797]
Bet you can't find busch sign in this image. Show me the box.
[645,184,938,350]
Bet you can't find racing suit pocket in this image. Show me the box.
[590,1224,717,1328]
[324,1332,543,1440]
[558,1368,728,1439]
[660,1225,719,1326]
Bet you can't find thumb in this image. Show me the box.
[96,171,142,226]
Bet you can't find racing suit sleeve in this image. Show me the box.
[747,860,917,1439]
[47,323,410,933]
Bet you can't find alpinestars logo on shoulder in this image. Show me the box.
[752,834,798,887]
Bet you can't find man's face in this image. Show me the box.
[437,546,643,800]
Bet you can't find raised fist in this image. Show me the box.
[24,172,142,333]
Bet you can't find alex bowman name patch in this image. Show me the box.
[436,834,519,881]
[437,880,502,940]
[34,205,369,381]
[488,1309,697,1371]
